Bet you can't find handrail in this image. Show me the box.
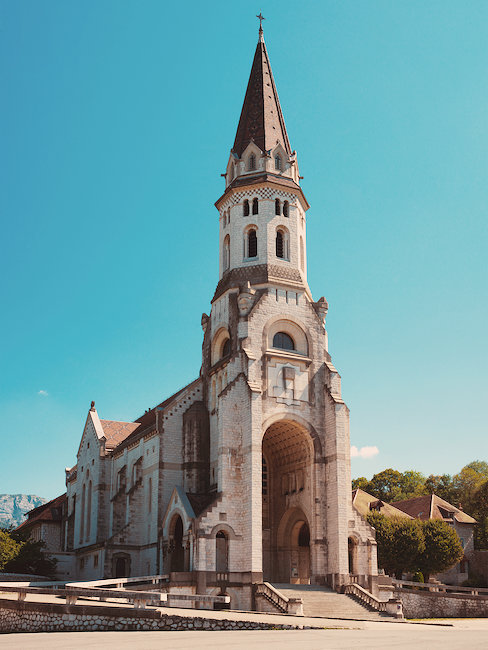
[392,579,488,596]
[344,583,387,612]
[66,574,169,589]
[255,582,289,613]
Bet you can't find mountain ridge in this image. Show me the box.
[0,494,47,529]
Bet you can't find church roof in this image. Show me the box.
[232,29,291,158]
[99,420,141,450]
[391,494,477,525]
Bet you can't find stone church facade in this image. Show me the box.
[63,26,378,607]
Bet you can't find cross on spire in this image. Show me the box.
[256,12,265,32]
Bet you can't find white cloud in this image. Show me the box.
[351,445,379,459]
[38,390,49,397]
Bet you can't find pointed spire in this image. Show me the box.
[232,25,291,158]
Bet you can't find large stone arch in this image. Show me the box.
[262,418,317,583]
[261,412,323,462]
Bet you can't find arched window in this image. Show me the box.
[300,236,304,271]
[248,154,256,171]
[252,197,259,215]
[216,531,229,572]
[283,201,289,217]
[221,338,230,358]
[243,199,250,217]
[273,331,295,351]
[223,235,230,271]
[275,155,282,170]
[275,198,281,215]
[86,480,92,540]
[276,230,284,258]
[248,229,257,258]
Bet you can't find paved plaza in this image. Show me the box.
[1,620,488,650]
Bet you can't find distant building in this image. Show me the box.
[391,494,476,585]
[352,488,413,519]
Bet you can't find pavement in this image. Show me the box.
[1,622,488,650]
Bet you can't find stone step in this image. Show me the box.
[271,583,393,621]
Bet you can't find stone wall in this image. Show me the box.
[394,588,488,618]
[0,598,304,633]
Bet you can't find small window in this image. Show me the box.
[252,198,259,215]
[248,154,256,171]
[273,332,295,351]
[243,199,250,217]
[94,554,99,568]
[275,156,282,170]
[276,231,284,258]
[283,201,289,217]
[223,235,230,271]
[222,338,231,358]
[275,198,281,215]
[248,229,257,258]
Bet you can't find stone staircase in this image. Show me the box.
[272,583,396,621]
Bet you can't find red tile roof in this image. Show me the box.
[99,420,141,450]
[391,494,477,524]
[15,494,66,532]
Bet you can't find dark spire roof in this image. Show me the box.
[232,31,292,158]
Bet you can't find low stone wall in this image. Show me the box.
[394,588,488,618]
[0,598,305,634]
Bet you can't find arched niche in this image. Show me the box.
[211,327,231,366]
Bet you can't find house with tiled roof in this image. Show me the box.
[391,494,477,585]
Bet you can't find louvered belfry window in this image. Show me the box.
[252,197,259,215]
[243,199,250,217]
[276,230,284,258]
[248,229,257,258]
[275,198,281,215]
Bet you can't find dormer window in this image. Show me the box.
[248,154,256,171]
[243,199,250,217]
[252,198,259,215]
[275,155,282,171]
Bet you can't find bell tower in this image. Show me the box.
[196,20,378,594]
[215,23,309,297]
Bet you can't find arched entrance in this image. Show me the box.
[262,419,314,583]
[113,553,130,578]
[169,514,185,572]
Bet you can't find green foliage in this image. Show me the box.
[412,570,424,583]
[352,477,369,491]
[4,540,57,577]
[367,513,425,578]
[358,468,427,503]
[0,529,21,571]
[417,520,464,583]
[0,529,56,577]
[424,474,455,503]
[368,514,464,581]
[353,460,488,550]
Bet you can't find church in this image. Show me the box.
[62,22,379,610]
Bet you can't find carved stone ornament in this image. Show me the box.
[313,296,329,323]
[237,281,256,317]
[201,313,209,332]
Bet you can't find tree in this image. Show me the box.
[352,477,369,491]
[417,520,464,583]
[4,540,57,577]
[424,474,455,503]
[367,469,405,502]
[0,529,21,571]
[367,513,425,578]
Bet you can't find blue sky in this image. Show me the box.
[1,0,487,499]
